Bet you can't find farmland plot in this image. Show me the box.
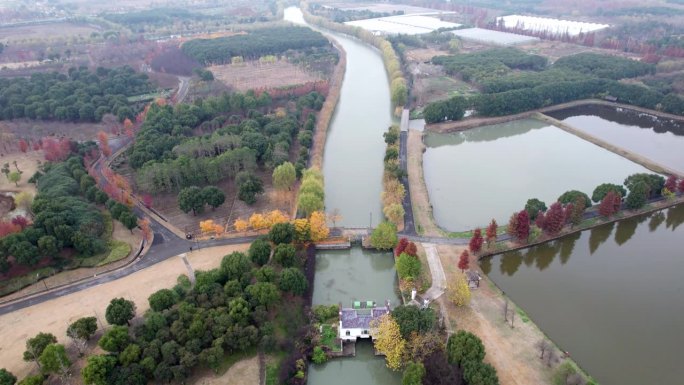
[209,60,323,91]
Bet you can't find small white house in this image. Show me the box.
[339,300,391,341]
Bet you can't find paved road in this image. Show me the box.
[399,130,417,236]
[422,243,446,301]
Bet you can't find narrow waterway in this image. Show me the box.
[285,7,391,228]
[285,8,400,385]
[483,204,684,385]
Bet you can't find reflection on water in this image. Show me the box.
[307,340,401,385]
[485,204,684,385]
[423,120,651,230]
[549,104,684,174]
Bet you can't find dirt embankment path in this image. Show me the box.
[407,129,443,237]
[436,244,561,385]
[0,244,249,379]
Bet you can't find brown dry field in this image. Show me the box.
[0,150,42,194]
[436,244,559,385]
[0,22,100,42]
[209,60,323,92]
[195,355,259,385]
[0,119,109,143]
[0,243,249,379]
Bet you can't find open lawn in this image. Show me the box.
[0,119,110,144]
[0,150,42,194]
[0,243,249,379]
[192,353,259,385]
[0,22,100,42]
[209,60,323,92]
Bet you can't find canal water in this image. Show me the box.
[285,8,401,385]
[483,204,684,385]
[548,104,684,175]
[285,6,391,228]
[422,118,652,231]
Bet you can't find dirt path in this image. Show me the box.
[195,355,259,385]
[421,243,446,300]
[406,129,443,237]
[436,244,558,385]
[0,243,249,379]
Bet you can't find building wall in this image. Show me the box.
[339,324,372,341]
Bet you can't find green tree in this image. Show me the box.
[236,171,264,205]
[118,211,138,233]
[23,332,57,369]
[17,376,42,385]
[66,317,97,355]
[312,346,327,364]
[246,282,280,309]
[272,162,296,191]
[220,251,252,282]
[268,222,295,245]
[447,330,485,366]
[119,344,141,366]
[591,183,627,203]
[524,198,547,220]
[0,369,16,385]
[274,243,297,267]
[557,190,591,208]
[391,305,435,339]
[98,325,130,353]
[396,253,421,280]
[37,236,59,257]
[148,289,178,312]
[297,193,323,216]
[248,239,271,266]
[626,181,648,209]
[8,171,20,186]
[82,355,117,385]
[201,186,225,210]
[463,360,500,385]
[178,186,205,215]
[38,344,70,379]
[402,362,425,385]
[370,222,398,250]
[624,173,665,197]
[279,268,308,296]
[105,298,136,326]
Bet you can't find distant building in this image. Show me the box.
[339,300,391,341]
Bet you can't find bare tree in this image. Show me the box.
[536,339,550,360]
[509,308,515,328]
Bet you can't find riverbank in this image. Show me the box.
[426,99,684,134]
[406,128,444,237]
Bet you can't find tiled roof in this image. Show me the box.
[340,307,389,329]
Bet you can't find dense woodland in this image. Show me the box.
[0,66,152,122]
[181,27,330,65]
[130,91,324,194]
[0,152,139,274]
[425,51,684,122]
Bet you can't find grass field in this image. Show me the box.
[209,60,323,92]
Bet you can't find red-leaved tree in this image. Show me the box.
[469,228,484,254]
[395,237,409,256]
[0,221,21,237]
[404,242,418,257]
[543,202,565,235]
[458,250,470,272]
[679,179,684,194]
[98,131,111,157]
[515,210,530,243]
[507,213,518,237]
[142,194,153,208]
[599,191,618,218]
[11,216,28,230]
[42,137,72,161]
[138,217,152,242]
[486,219,498,246]
[18,139,28,153]
[665,175,677,193]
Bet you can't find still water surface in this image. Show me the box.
[285,6,391,227]
[548,104,684,174]
[483,204,684,385]
[423,119,652,230]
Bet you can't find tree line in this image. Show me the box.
[131,91,324,194]
[0,66,152,123]
[181,26,330,65]
[0,153,139,274]
[424,51,684,122]
[432,47,548,84]
[2,228,314,385]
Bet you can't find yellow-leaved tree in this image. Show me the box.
[200,220,223,235]
[293,218,310,242]
[447,273,471,307]
[266,210,289,226]
[233,218,249,232]
[308,211,329,242]
[370,314,406,371]
[249,213,270,230]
